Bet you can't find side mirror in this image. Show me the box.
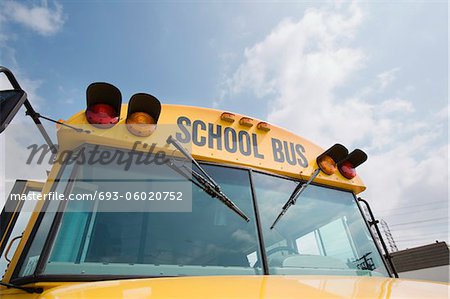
[0,67,27,133]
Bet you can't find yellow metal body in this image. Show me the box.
[1,276,448,298]
[1,104,448,298]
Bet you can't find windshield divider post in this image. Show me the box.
[357,197,399,278]
[248,169,269,275]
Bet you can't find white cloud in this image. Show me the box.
[1,0,65,36]
[0,0,65,108]
[0,1,64,204]
[224,2,366,147]
[377,67,400,90]
[379,98,414,114]
[223,2,448,249]
[0,33,8,44]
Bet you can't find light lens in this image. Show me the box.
[239,117,254,127]
[126,112,156,137]
[339,161,356,179]
[257,121,271,132]
[220,112,235,123]
[318,155,337,175]
[86,103,119,128]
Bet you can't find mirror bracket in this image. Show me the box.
[0,66,58,154]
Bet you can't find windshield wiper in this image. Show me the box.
[166,135,250,222]
[270,144,364,229]
[270,168,321,229]
[0,282,43,294]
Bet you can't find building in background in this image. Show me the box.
[391,241,449,283]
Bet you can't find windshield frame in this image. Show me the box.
[10,144,394,284]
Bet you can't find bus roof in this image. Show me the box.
[59,104,365,194]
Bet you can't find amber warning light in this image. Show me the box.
[126,93,161,137]
[316,143,349,175]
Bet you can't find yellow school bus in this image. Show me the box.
[0,67,448,298]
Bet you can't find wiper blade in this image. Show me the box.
[0,282,43,294]
[166,135,250,222]
[270,168,321,229]
[190,168,250,222]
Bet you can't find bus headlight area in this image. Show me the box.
[0,68,448,298]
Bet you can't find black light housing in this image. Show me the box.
[337,149,368,179]
[85,82,122,128]
[316,144,349,175]
[127,93,161,122]
[126,93,161,137]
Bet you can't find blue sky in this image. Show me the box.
[0,0,448,250]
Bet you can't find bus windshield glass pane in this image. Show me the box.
[40,147,261,277]
[253,171,389,277]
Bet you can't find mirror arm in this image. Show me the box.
[0,66,58,154]
[23,100,58,154]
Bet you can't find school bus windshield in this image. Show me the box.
[252,172,389,277]
[15,145,388,279]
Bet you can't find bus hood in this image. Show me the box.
[38,276,449,298]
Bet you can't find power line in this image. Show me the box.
[396,234,448,241]
[395,233,448,241]
[378,200,448,212]
[376,200,448,213]
[391,231,449,237]
[389,217,448,227]
[395,231,449,238]
[391,229,448,234]
[396,235,448,241]
[380,206,448,217]
[386,221,448,230]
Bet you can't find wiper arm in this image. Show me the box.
[190,168,250,222]
[166,135,250,222]
[270,143,355,229]
[270,168,321,229]
[0,282,43,294]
